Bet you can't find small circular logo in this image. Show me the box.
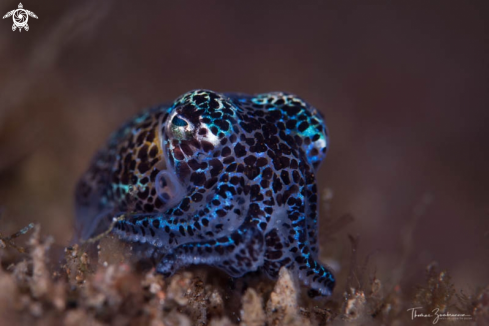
[3,3,38,32]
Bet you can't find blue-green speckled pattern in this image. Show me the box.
[75,89,335,296]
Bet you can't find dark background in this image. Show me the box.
[0,1,487,292]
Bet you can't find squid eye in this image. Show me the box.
[172,116,188,127]
[169,114,193,140]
